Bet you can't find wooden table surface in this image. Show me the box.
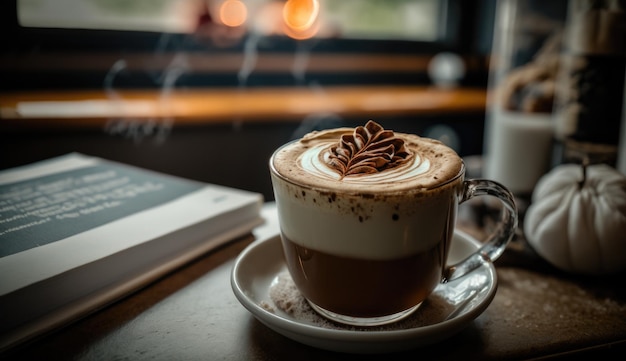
[1,203,625,361]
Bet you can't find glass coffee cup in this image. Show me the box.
[269,121,517,326]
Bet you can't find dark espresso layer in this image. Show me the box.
[281,234,449,318]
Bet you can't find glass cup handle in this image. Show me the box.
[443,179,518,283]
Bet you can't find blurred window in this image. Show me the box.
[17,0,441,41]
[18,0,198,33]
[324,0,440,41]
[4,0,493,91]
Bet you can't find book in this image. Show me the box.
[0,153,264,351]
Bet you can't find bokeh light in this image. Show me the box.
[219,0,247,28]
[282,0,320,40]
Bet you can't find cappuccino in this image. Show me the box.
[270,121,464,320]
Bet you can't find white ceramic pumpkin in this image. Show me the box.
[524,163,626,275]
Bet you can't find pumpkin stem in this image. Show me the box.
[578,156,589,189]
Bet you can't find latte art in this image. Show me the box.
[299,143,431,184]
[272,121,463,193]
[326,121,413,178]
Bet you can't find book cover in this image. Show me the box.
[0,153,264,351]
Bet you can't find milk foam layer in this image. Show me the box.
[270,125,465,260]
[272,127,463,193]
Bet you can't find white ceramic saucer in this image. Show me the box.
[231,231,497,354]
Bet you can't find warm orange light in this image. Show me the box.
[282,0,320,39]
[219,0,247,28]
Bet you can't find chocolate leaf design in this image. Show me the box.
[327,120,413,178]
